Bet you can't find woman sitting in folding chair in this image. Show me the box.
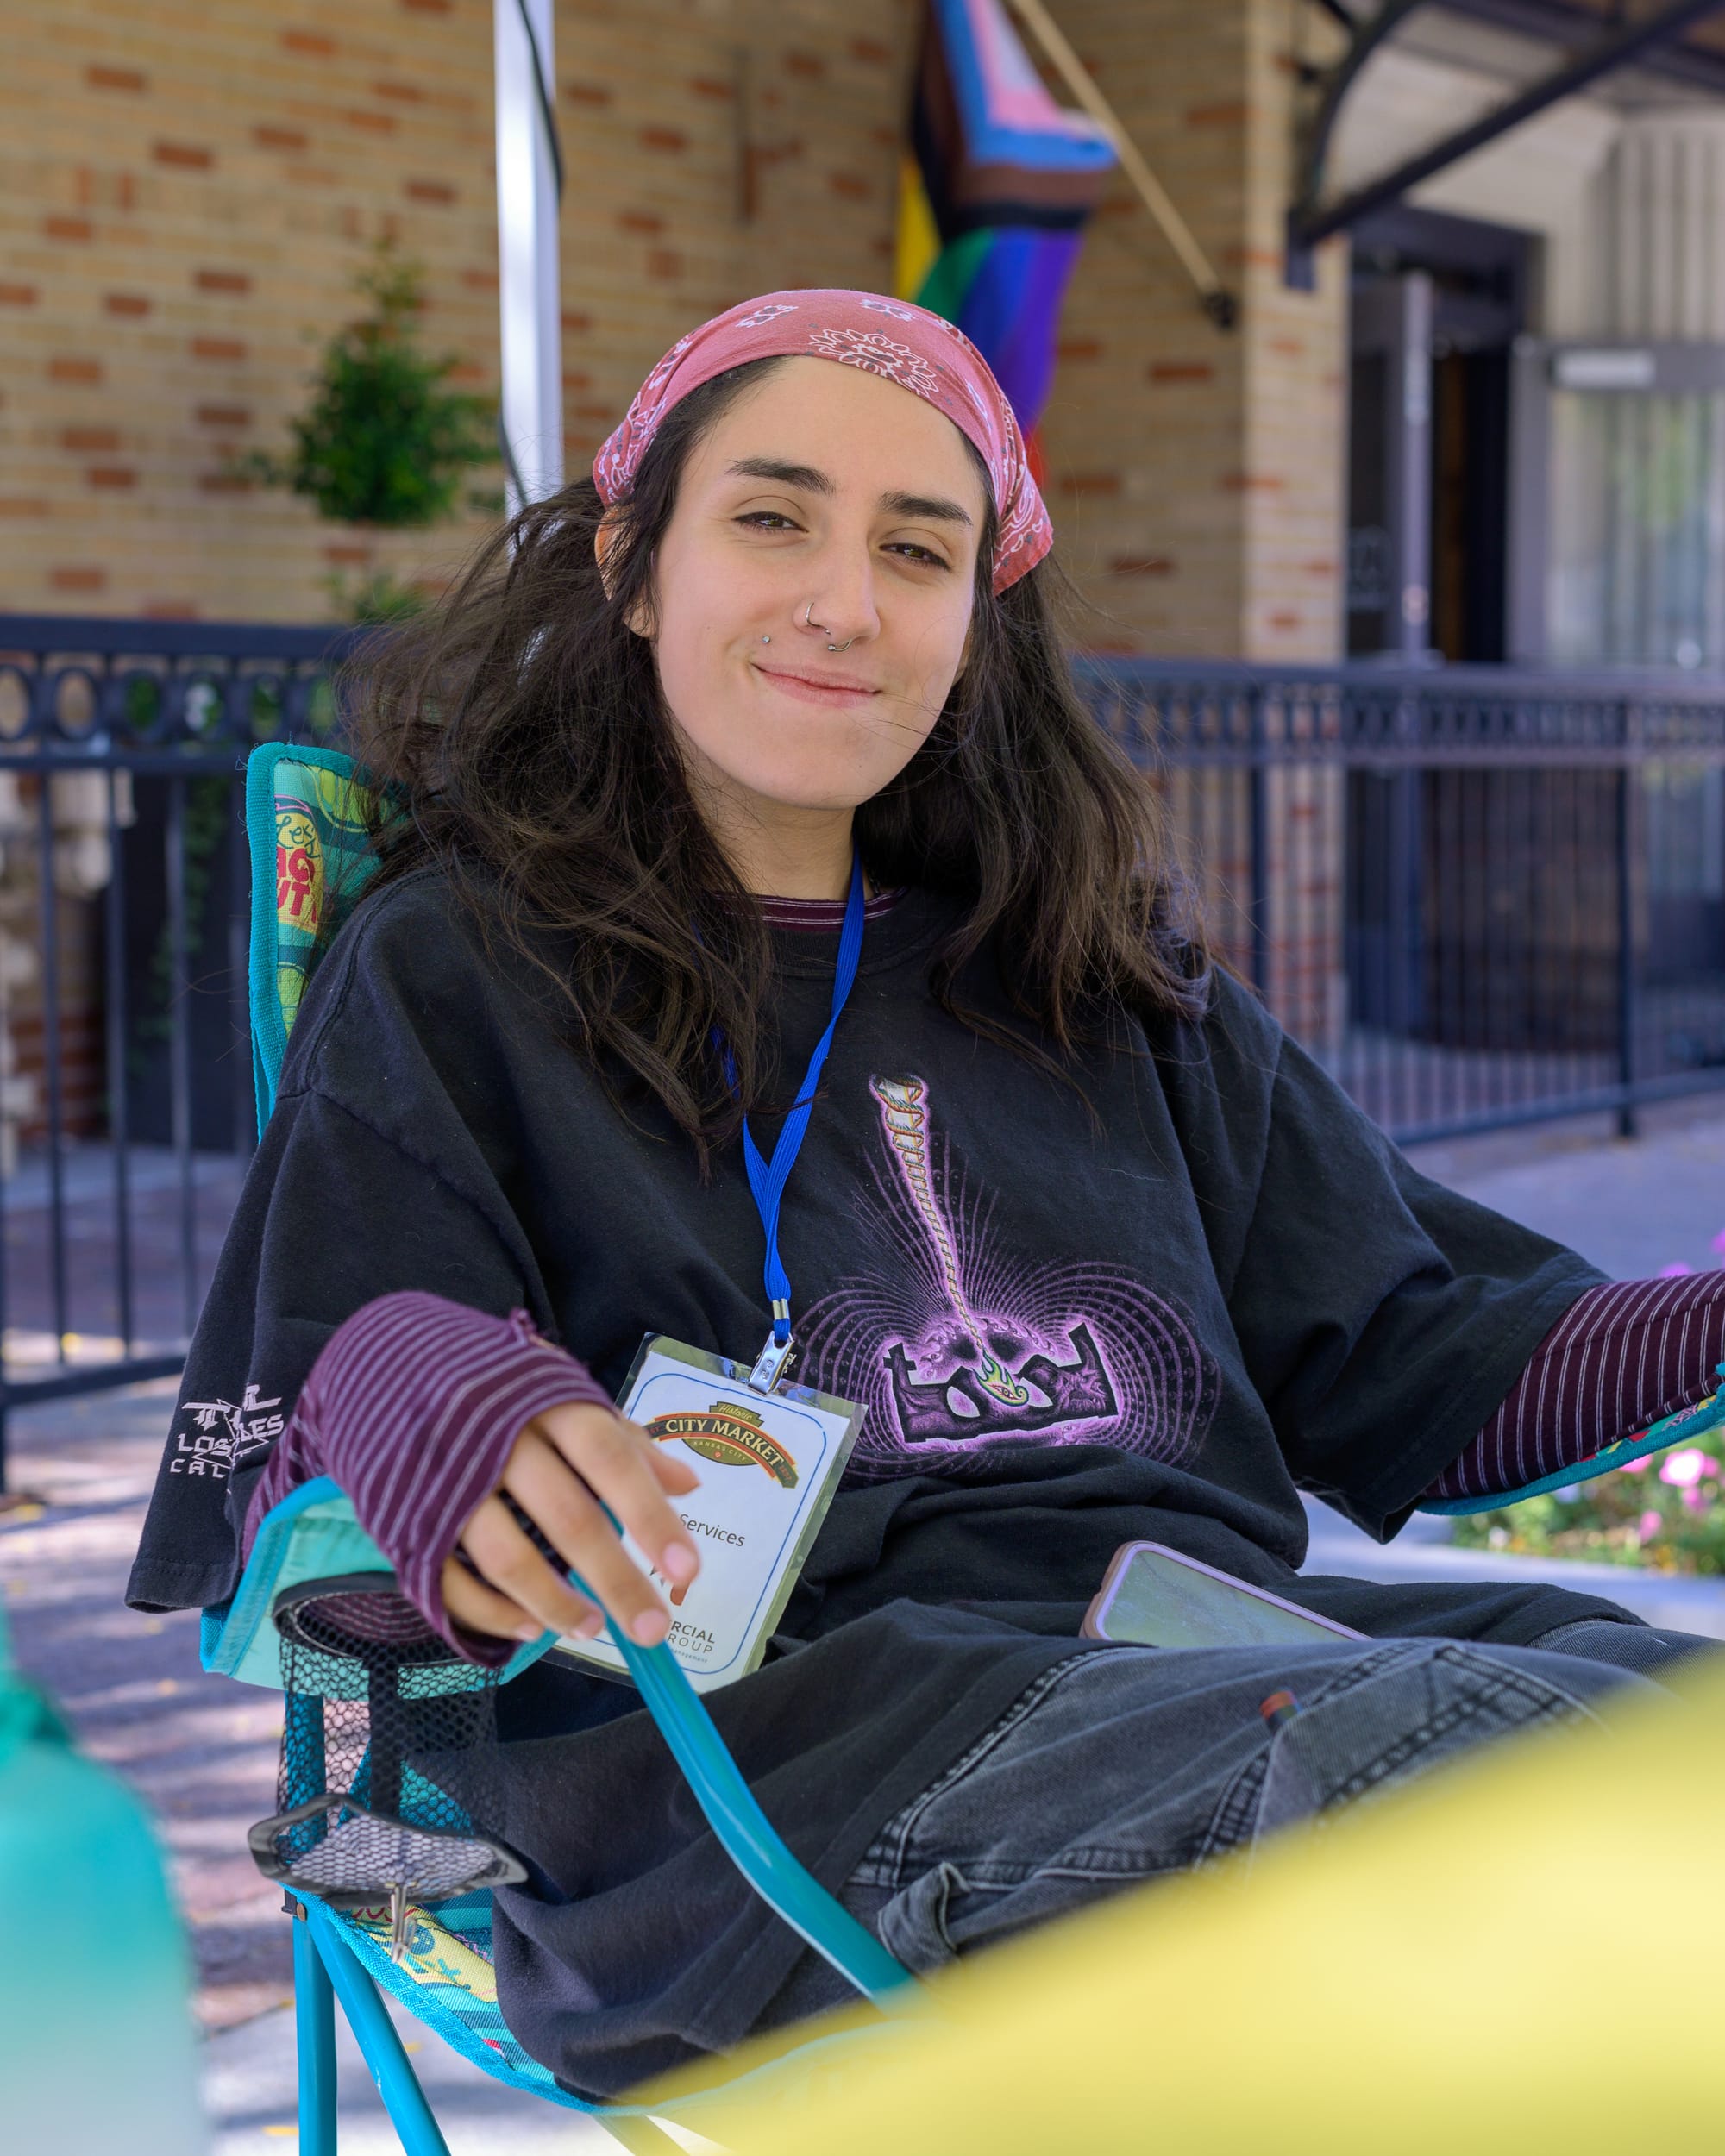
[131,291,1721,2099]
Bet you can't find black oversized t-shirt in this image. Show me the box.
[129,868,1623,2092]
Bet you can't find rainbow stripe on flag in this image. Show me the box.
[896,0,1116,453]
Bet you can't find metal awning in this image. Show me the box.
[1289,0,1725,283]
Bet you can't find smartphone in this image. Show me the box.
[1083,1541,1367,1651]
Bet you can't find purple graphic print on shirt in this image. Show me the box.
[798,1074,1221,1478]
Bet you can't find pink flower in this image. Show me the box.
[1640,1509,1665,1540]
[1659,1262,1695,1277]
[1659,1449,1718,1488]
[1711,1228,1725,1255]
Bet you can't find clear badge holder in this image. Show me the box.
[549,1331,863,1694]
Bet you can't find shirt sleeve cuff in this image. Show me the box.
[242,1292,614,1662]
[1425,1272,1725,1503]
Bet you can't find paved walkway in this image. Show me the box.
[0,1382,289,2034]
[2,1100,1723,2145]
[1406,1093,1725,1282]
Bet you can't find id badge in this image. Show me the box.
[548,1334,864,1693]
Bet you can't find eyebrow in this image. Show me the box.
[725,456,975,529]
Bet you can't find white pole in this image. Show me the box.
[493,0,563,511]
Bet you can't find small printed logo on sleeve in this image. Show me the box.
[170,1382,284,1478]
[643,1399,799,1487]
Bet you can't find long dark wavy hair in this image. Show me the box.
[343,355,1209,1162]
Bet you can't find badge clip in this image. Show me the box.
[746,1327,798,1396]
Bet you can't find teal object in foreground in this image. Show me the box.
[0,1608,206,2154]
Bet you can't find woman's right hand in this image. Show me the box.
[440,1400,702,1648]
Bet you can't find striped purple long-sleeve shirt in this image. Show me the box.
[1427,1269,1725,1502]
[242,1292,612,1663]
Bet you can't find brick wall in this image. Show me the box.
[1036,0,1347,662]
[0,0,918,623]
[549,0,916,473]
[0,0,1347,655]
[0,0,1352,1067]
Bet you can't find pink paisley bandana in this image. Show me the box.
[593,289,1053,594]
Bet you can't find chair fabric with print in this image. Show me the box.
[208,743,918,2155]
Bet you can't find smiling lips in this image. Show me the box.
[752,661,880,705]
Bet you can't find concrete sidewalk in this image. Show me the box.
[1299,1496,1725,1636]
[1405,1094,1725,1282]
[2,1097,1723,2145]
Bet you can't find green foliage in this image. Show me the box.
[248,245,495,528]
[121,674,160,730]
[1450,1445,1725,1575]
[324,569,431,625]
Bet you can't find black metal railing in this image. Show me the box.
[1077,655,1725,1144]
[0,615,1722,1488]
[0,616,357,1489]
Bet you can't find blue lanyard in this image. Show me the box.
[729,854,865,1388]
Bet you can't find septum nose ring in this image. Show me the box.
[806,599,854,654]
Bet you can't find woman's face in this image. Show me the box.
[625,355,988,826]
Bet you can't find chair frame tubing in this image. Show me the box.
[292,1898,693,2154]
[294,1913,339,2156]
[298,1899,455,2156]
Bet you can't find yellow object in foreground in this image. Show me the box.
[684,1656,1725,2154]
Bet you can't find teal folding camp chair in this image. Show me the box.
[212,742,1725,2153]
[208,743,922,2154]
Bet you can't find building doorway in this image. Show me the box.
[1347,206,1558,1048]
[1346,202,1529,663]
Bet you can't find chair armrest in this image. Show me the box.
[1418,1381,1725,1516]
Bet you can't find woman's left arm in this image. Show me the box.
[1426,1270,1725,1502]
[1204,987,1604,1535]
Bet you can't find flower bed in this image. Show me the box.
[1451,1446,1725,1575]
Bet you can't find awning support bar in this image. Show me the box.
[1289,0,1725,281]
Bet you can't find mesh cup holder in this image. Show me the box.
[248,1572,525,1933]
